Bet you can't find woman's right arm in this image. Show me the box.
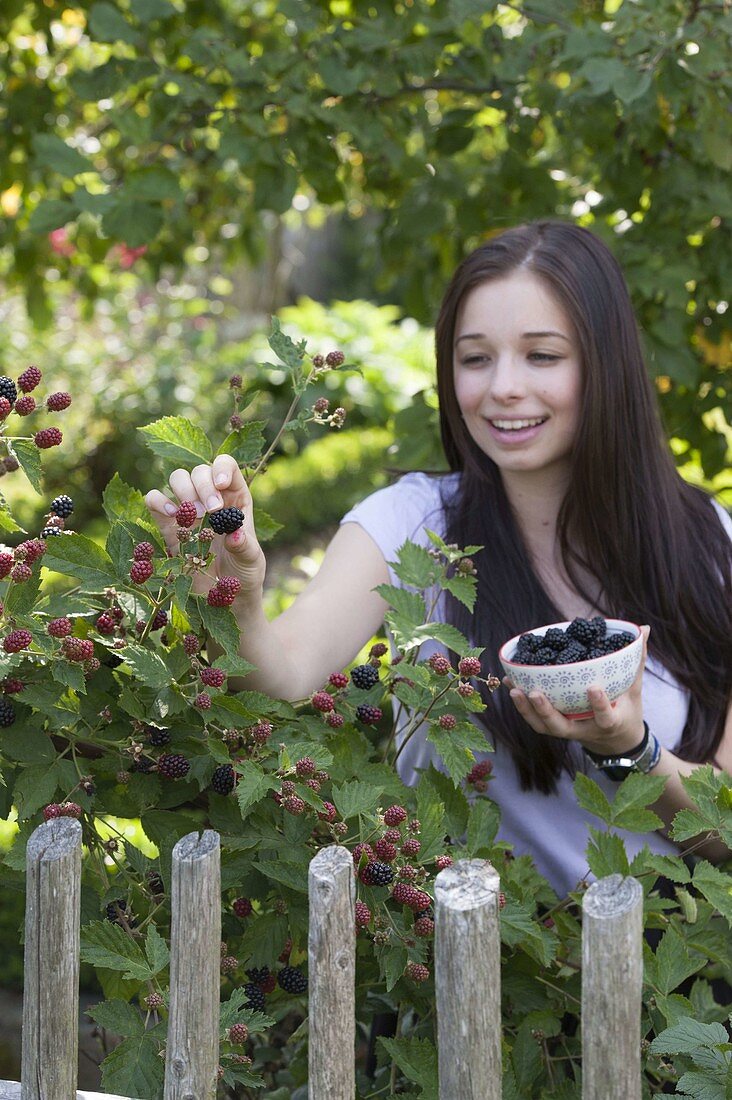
[145,454,390,700]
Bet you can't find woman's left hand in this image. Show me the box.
[503,625,650,756]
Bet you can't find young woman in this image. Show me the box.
[145,221,732,898]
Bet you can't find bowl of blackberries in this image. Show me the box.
[499,617,642,719]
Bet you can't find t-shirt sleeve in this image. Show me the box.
[711,498,732,543]
[340,472,450,588]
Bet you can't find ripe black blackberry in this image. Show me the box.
[555,642,587,664]
[243,983,266,1011]
[0,377,17,405]
[40,526,63,538]
[278,966,308,994]
[157,753,190,780]
[350,663,379,690]
[50,495,74,519]
[0,699,15,727]
[146,726,170,746]
[360,860,394,887]
[105,899,135,926]
[566,617,602,646]
[356,704,382,725]
[131,757,154,773]
[208,507,245,534]
[543,627,566,651]
[247,966,270,986]
[211,764,236,795]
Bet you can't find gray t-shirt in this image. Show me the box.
[341,471,732,897]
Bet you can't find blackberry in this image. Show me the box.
[383,805,408,826]
[555,642,587,664]
[46,392,72,412]
[566,618,598,646]
[208,507,245,535]
[374,839,397,862]
[133,542,155,561]
[607,631,635,651]
[3,629,33,653]
[355,900,372,928]
[234,898,253,919]
[146,726,170,747]
[105,899,135,927]
[406,962,430,983]
[130,560,154,584]
[243,983,266,1011]
[157,753,190,780]
[458,656,481,677]
[211,764,236,795]
[200,667,225,688]
[131,757,154,773]
[247,965,270,985]
[356,704,382,725]
[18,366,42,393]
[351,663,379,690]
[34,427,63,449]
[146,871,165,897]
[0,699,16,726]
[50,495,74,518]
[0,377,17,404]
[359,860,394,887]
[14,396,35,416]
[278,966,308,994]
[228,1022,249,1044]
[543,627,567,651]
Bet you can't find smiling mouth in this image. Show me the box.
[488,417,548,431]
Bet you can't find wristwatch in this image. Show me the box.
[582,722,662,781]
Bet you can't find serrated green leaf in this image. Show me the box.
[42,533,117,589]
[610,772,666,831]
[80,920,153,980]
[129,0,175,22]
[28,199,78,234]
[145,924,169,976]
[268,317,307,371]
[441,572,478,612]
[236,912,289,968]
[102,474,151,524]
[427,722,486,785]
[390,540,440,590]
[418,764,470,840]
[13,761,59,819]
[106,522,135,581]
[86,999,145,1038]
[216,422,266,468]
[51,659,86,694]
[635,851,691,884]
[692,862,732,928]
[197,599,240,656]
[586,827,630,878]
[219,988,274,1032]
[378,1036,438,1096]
[138,416,213,469]
[573,773,613,823]
[213,653,256,679]
[418,622,471,655]
[123,646,172,691]
[655,928,706,997]
[650,1016,730,1055]
[33,133,92,176]
[253,508,283,542]
[256,860,308,894]
[10,440,43,494]
[376,584,426,624]
[671,807,710,843]
[235,763,273,815]
[3,566,41,616]
[500,900,557,967]
[100,1026,166,1098]
[465,796,501,854]
[332,779,384,819]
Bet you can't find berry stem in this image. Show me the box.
[248,367,319,484]
[391,680,455,766]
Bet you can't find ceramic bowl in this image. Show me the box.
[498,619,643,719]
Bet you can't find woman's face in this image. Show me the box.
[453,270,582,486]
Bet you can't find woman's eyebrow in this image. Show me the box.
[454,330,570,345]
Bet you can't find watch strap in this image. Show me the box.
[582,723,662,780]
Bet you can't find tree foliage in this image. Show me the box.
[0,0,730,469]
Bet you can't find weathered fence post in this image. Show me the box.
[434,859,502,1099]
[21,817,82,1100]
[582,873,643,1100]
[164,830,220,1100]
[308,845,356,1100]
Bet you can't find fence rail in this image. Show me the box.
[0,819,644,1100]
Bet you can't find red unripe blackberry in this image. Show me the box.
[175,501,198,528]
[278,966,308,994]
[352,843,375,866]
[228,1022,249,1044]
[0,553,13,578]
[438,714,456,730]
[229,374,243,389]
[355,900,371,928]
[351,663,379,690]
[325,349,345,367]
[133,541,155,561]
[406,962,430,983]
[370,642,388,658]
[14,395,36,416]
[46,392,72,412]
[158,753,190,780]
[313,397,329,414]
[3,678,24,694]
[233,897,253,918]
[314,769,330,782]
[149,609,167,631]
[408,819,421,833]
[250,720,272,743]
[458,656,482,677]
[3,629,32,653]
[281,780,296,796]
[96,612,116,635]
[435,855,454,871]
[211,763,236,794]
[467,759,493,783]
[34,427,63,449]
[391,884,431,911]
[3,455,19,471]
[20,539,45,563]
[183,633,200,655]
[83,656,101,676]
[401,838,421,857]
[207,576,242,607]
[383,828,401,843]
[198,526,215,543]
[359,860,394,887]
[200,667,226,688]
[0,699,16,726]
[295,756,316,777]
[144,992,164,1010]
[311,690,334,712]
[194,692,212,710]
[221,954,239,974]
[311,354,325,368]
[498,892,506,909]
[414,916,434,937]
[305,778,321,792]
[326,711,344,728]
[328,671,349,688]
[60,801,82,818]
[208,507,244,535]
[62,636,94,662]
[428,653,451,675]
[318,801,337,822]
[374,839,397,862]
[355,704,381,725]
[130,560,154,584]
[18,366,42,393]
[283,794,306,816]
[0,398,10,418]
[229,413,243,430]
[278,937,293,962]
[457,681,475,698]
[10,562,32,583]
[43,803,63,821]
[383,805,408,826]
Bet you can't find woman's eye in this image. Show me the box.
[529,352,560,363]
[460,354,489,366]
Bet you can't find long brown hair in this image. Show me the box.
[435,221,732,793]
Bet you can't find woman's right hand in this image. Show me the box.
[144,455,266,601]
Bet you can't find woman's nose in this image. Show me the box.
[487,356,526,402]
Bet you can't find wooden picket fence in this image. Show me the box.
[0,817,645,1100]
